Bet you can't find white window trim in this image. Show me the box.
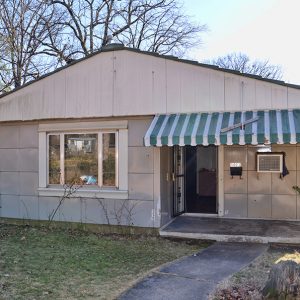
[38,120,127,132]
[38,120,128,199]
[38,187,128,199]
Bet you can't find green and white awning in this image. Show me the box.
[144,110,300,146]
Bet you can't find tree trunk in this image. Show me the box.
[262,260,300,299]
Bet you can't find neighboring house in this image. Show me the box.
[1,44,300,229]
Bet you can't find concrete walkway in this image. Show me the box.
[119,242,268,300]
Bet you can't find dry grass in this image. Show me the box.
[276,251,300,264]
[211,245,300,300]
[0,224,209,300]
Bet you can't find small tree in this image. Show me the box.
[206,52,283,80]
[48,182,82,226]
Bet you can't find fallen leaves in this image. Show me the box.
[215,284,261,300]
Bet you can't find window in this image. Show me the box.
[48,132,117,187]
[38,121,128,198]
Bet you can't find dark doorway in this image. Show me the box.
[185,145,217,214]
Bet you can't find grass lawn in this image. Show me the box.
[0,224,209,300]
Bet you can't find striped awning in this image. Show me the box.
[144,110,300,146]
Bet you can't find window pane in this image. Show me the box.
[102,133,116,187]
[65,134,98,185]
[49,135,60,184]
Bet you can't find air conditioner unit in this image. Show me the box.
[257,153,283,173]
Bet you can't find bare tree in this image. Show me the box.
[0,60,10,92]
[206,52,283,80]
[44,0,206,63]
[117,0,205,56]
[0,0,63,91]
[0,0,206,91]
[0,35,12,91]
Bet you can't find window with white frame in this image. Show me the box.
[38,121,128,198]
[48,132,118,187]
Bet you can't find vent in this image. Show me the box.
[257,153,283,173]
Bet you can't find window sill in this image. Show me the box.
[38,188,128,199]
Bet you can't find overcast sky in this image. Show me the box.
[183,0,300,85]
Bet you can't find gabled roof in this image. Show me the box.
[1,43,299,100]
[1,43,299,123]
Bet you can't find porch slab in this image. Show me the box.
[160,216,300,244]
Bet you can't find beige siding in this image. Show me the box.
[0,124,39,220]
[114,51,167,116]
[271,84,288,109]
[1,50,299,122]
[223,144,300,220]
[255,81,272,109]
[194,68,210,111]
[166,60,181,113]
[224,75,240,111]
[179,63,198,112]
[288,88,300,108]
[209,70,225,111]
[43,70,66,118]
[240,78,256,111]
[65,53,114,118]
[0,118,160,228]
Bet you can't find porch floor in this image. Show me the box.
[160,215,300,244]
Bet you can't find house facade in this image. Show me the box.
[1,45,300,229]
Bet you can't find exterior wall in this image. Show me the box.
[1,50,300,123]
[0,124,39,220]
[223,144,300,220]
[128,118,161,228]
[3,119,300,224]
[0,118,161,228]
[159,147,173,226]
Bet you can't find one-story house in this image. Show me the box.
[1,44,300,230]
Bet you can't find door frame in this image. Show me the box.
[170,145,224,218]
[217,145,224,217]
[172,146,185,217]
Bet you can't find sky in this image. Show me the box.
[183,0,300,85]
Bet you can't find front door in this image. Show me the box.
[185,145,217,214]
[173,146,185,216]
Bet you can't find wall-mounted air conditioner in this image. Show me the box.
[256,153,283,173]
